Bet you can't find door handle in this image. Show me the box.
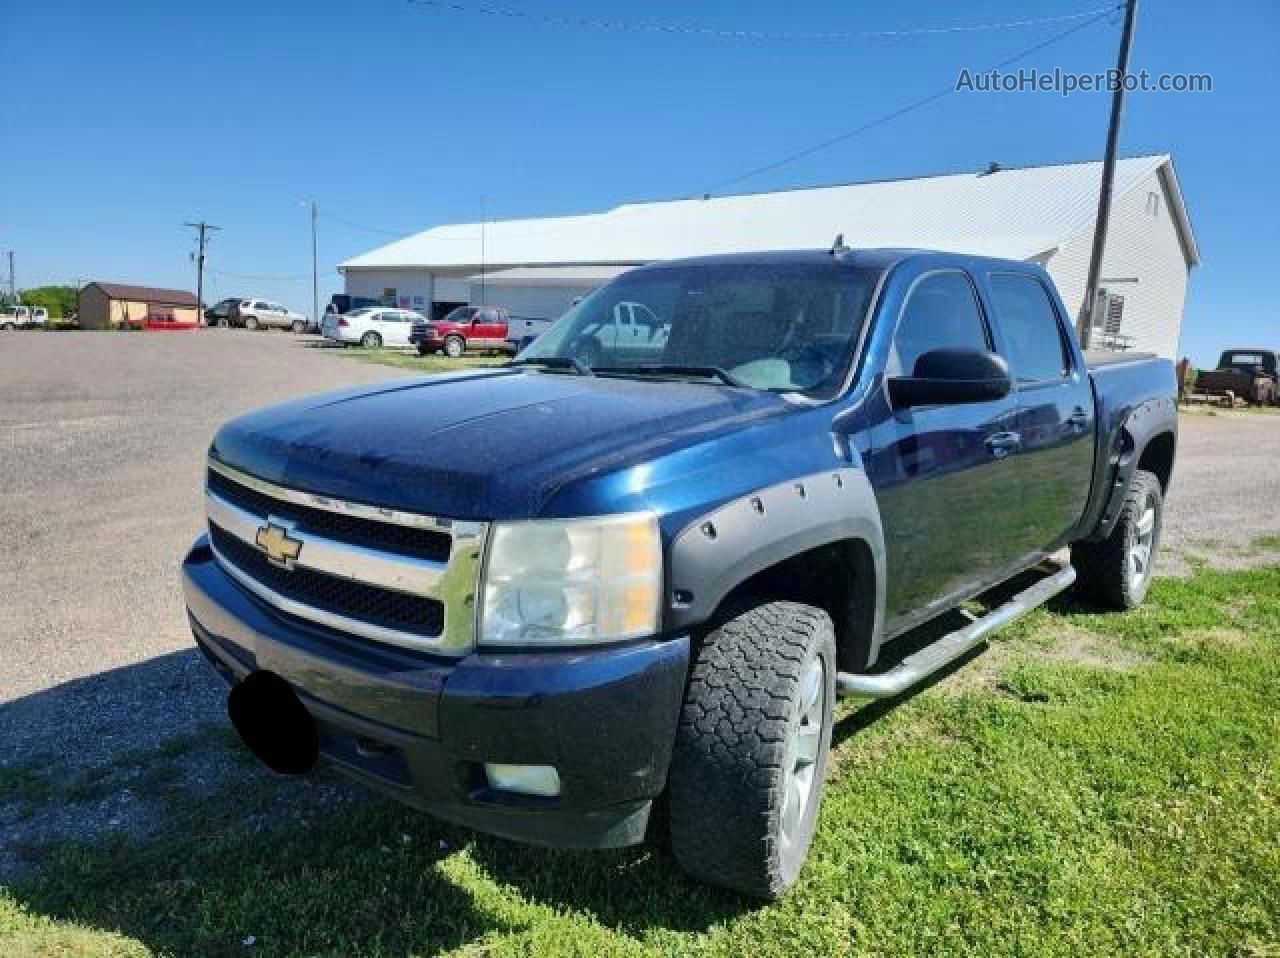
[985,431,1022,459]
[1066,407,1090,434]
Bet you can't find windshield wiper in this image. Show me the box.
[507,356,594,376]
[594,364,750,388]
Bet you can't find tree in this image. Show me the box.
[19,285,78,318]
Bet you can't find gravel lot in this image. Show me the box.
[1,330,1277,877]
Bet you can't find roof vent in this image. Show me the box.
[830,233,849,256]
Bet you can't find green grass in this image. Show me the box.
[3,566,1278,956]
[330,347,506,374]
[1254,535,1280,552]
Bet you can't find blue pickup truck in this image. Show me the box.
[182,248,1177,898]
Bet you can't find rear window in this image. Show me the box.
[988,273,1070,384]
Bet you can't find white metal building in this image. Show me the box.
[340,154,1198,356]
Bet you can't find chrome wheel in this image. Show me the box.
[1129,494,1157,591]
[781,652,826,850]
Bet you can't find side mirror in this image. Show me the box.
[888,348,1011,408]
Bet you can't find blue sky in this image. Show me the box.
[3,0,1276,363]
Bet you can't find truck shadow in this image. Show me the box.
[1,650,749,955]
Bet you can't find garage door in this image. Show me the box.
[470,283,599,321]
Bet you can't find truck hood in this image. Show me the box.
[211,368,795,519]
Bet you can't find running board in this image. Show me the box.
[836,561,1077,699]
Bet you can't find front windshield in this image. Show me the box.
[346,308,376,318]
[441,306,476,323]
[518,262,879,397]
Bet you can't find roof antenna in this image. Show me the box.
[830,233,848,256]
[982,161,1003,176]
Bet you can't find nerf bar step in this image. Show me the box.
[836,561,1077,699]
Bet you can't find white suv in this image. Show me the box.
[322,307,427,348]
[235,299,309,332]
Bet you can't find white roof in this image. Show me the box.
[342,155,1197,271]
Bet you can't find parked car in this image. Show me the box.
[183,248,1178,899]
[204,298,242,327]
[321,307,427,348]
[1194,348,1280,405]
[1,305,48,330]
[326,293,383,317]
[410,305,552,358]
[231,299,310,332]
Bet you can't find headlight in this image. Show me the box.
[479,513,662,647]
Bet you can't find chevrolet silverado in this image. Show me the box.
[182,248,1177,898]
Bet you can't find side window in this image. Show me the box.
[253,301,269,310]
[889,271,989,377]
[988,273,1070,384]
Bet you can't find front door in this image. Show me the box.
[868,268,1025,632]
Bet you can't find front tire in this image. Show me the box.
[1072,468,1163,609]
[667,600,835,899]
[360,331,382,349]
[443,335,465,358]
[244,316,260,331]
[292,320,306,334]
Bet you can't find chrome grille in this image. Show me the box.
[205,459,486,654]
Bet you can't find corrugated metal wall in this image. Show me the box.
[1045,169,1189,358]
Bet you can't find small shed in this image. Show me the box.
[78,282,200,330]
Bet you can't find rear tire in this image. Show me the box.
[1072,468,1163,609]
[2,322,14,331]
[217,318,230,328]
[244,316,260,331]
[292,320,306,334]
[667,600,835,899]
[443,335,465,358]
[361,331,382,349]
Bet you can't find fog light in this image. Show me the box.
[484,763,561,797]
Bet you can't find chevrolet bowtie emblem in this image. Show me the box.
[255,520,303,568]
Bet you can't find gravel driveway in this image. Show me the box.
[1,331,1277,878]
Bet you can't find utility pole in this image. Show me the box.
[184,221,220,322]
[1077,0,1138,350]
[478,194,487,307]
[302,200,319,324]
[6,251,14,304]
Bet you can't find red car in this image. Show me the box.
[411,306,512,358]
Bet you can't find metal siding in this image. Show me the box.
[468,282,597,320]
[1044,169,1188,358]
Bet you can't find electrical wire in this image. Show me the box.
[318,211,416,237]
[209,268,311,282]
[700,7,1118,193]
[407,1,1121,42]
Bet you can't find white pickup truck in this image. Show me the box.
[1,306,49,330]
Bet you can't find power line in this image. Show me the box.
[408,1,1121,42]
[700,7,1118,194]
[318,210,414,237]
[209,267,311,282]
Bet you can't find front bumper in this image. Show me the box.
[181,535,689,848]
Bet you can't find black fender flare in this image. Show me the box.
[665,467,887,668]
[1088,396,1177,541]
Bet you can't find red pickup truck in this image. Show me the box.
[410,306,551,358]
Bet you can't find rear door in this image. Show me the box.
[869,267,1024,630]
[984,270,1095,555]
[473,308,507,347]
